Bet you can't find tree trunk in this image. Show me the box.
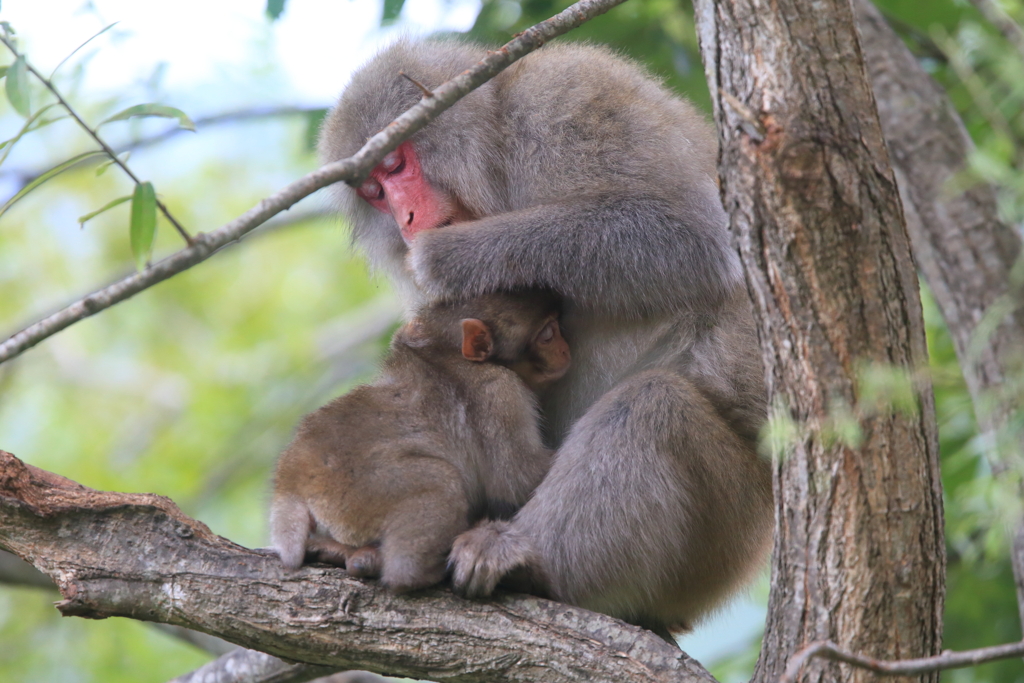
[854,0,1024,628]
[693,1,945,681]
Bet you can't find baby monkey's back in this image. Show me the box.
[270,290,570,592]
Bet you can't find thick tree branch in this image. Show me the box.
[0,450,713,683]
[0,551,239,659]
[0,0,627,367]
[781,639,1024,682]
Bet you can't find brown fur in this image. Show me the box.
[269,291,569,593]
[319,39,772,629]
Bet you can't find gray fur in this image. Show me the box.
[320,39,771,629]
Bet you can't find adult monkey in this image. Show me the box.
[319,39,771,632]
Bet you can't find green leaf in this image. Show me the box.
[382,0,405,24]
[0,66,9,80]
[6,55,30,117]
[0,103,64,167]
[130,182,157,271]
[79,195,131,228]
[265,0,286,20]
[100,104,195,132]
[0,149,107,220]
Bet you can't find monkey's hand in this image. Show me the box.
[406,218,541,303]
[449,519,532,598]
[406,227,473,302]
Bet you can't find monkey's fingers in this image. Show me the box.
[449,520,520,598]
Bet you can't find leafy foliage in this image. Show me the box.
[0,24,194,257]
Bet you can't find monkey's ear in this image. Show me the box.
[461,319,493,361]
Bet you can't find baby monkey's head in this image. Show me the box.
[399,291,571,392]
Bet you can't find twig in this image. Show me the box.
[400,71,435,97]
[0,106,330,192]
[967,0,1024,66]
[0,0,628,367]
[0,35,193,244]
[781,639,1024,682]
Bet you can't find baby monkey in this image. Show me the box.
[270,291,570,593]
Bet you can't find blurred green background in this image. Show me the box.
[0,0,1022,681]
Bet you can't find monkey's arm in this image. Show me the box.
[409,194,740,315]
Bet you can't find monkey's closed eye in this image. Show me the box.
[358,179,385,202]
[536,321,557,344]
[382,151,405,175]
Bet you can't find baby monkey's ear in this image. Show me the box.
[461,319,494,361]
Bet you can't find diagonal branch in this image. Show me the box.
[0,0,627,367]
[0,450,714,683]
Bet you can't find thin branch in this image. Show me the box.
[781,639,1024,682]
[0,35,194,244]
[967,0,1024,66]
[0,0,628,367]
[400,71,435,97]
[0,106,329,192]
[0,450,714,683]
[48,22,119,80]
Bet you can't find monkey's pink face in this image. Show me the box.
[357,141,471,244]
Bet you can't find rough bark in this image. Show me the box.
[0,450,713,683]
[855,0,1024,627]
[693,1,945,682]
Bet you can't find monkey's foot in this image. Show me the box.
[449,520,532,598]
[305,538,382,579]
[346,545,383,578]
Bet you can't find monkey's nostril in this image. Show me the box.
[407,211,414,226]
